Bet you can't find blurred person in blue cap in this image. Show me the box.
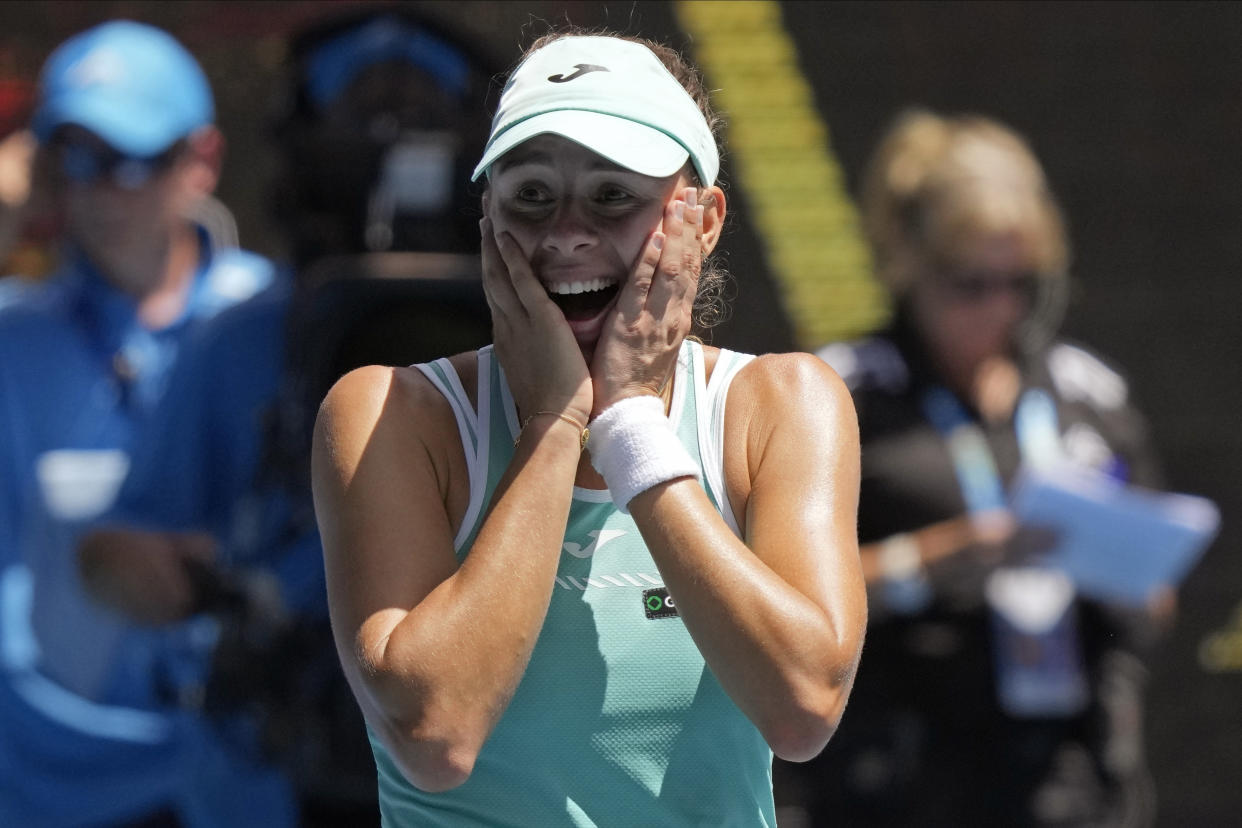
[74,9,497,826]
[0,19,291,828]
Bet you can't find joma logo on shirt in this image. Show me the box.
[562,529,626,559]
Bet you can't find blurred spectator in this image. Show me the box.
[270,7,493,264]
[796,110,1166,826]
[0,75,58,288]
[0,20,287,827]
[77,9,496,825]
[0,127,34,271]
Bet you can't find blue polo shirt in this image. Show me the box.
[0,275,34,310]
[105,281,324,614]
[0,234,297,827]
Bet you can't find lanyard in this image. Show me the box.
[920,385,1061,515]
[922,384,1094,718]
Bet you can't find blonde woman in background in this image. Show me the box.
[803,111,1166,826]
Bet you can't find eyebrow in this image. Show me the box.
[493,149,553,174]
[493,146,630,176]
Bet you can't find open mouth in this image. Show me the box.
[545,278,621,322]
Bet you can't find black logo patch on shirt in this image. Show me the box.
[643,587,678,619]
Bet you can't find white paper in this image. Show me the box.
[1009,463,1220,606]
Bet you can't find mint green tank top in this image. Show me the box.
[373,339,774,827]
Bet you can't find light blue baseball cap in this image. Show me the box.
[33,20,213,157]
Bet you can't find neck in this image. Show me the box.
[966,354,1021,424]
[919,328,1017,422]
[113,221,200,328]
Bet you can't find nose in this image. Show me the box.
[990,287,1030,326]
[541,200,597,256]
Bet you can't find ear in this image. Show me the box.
[699,185,726,256]
[180,125,224,198]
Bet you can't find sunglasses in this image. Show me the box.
[936,270,1042,304]
[54,140,183,190]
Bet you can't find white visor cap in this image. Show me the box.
[472,36,718,186]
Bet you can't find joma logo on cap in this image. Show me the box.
[547,64,609,83]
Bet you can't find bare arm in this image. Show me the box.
[628,353,866,762]
[584,184,865,761]
[313,214,597,792]
[313,363,586,792]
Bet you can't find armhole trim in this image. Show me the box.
[414,354,487,552]
[697,346,755,537]
[495,352,521,443]
[667,342,691,433]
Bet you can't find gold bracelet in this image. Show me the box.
[514,410,590,451]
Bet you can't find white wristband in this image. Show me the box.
[586,395,700,513]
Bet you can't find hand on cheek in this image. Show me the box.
[480,216,592,424]
[591,186,703,414]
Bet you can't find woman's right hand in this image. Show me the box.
[480,216,592,424]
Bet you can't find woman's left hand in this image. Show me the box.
[590,186,703,415]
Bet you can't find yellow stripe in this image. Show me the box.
[674,0,889,348]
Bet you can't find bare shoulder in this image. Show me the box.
[314,353,476,481]
[318,364,429,442]
[726,350,856,430]
[715,350,859,537]
[321,350,480,427]
[716,350,856,494]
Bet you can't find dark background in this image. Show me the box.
[3,1,1238,822]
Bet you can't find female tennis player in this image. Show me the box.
[312,30,866,826]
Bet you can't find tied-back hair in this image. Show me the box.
[503,27,733,332]
[862,109,1069,348]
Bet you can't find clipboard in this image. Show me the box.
[1009,463,1220,606]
